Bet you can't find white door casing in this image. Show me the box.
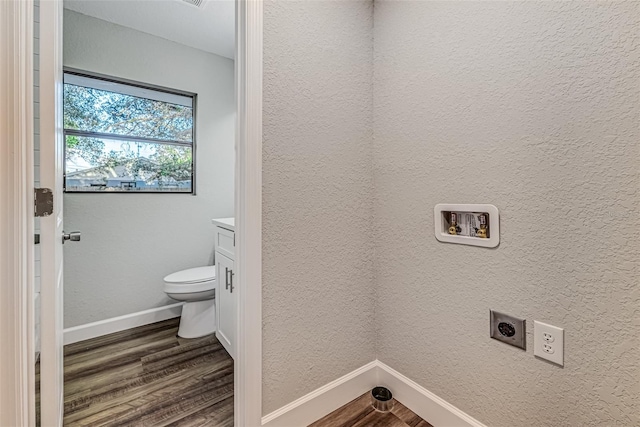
[39,0,65,424]
[235,1,263,426]
[0,1,36,426]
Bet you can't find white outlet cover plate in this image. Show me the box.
[534,320,564,366]
[434,204,499,248]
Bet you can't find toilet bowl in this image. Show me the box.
[163,266,216,339]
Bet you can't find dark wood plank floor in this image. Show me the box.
[62,318,233,427]
[309,392,433,427]
[37,318,429,427]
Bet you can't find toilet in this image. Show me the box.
[163,266,216,339]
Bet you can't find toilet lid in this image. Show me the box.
[164,266,216,284]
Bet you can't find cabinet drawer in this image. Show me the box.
[215,227,235,259]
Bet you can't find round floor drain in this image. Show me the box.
[371,386,393,412]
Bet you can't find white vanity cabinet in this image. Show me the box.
[212,218,236,360]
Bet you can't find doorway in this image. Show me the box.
[24,0,263,425]
[43,0,235,424]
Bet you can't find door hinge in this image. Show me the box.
[34,188,53,217]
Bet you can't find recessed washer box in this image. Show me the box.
[434,204,499,248]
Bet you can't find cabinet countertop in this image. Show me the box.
[211,217,235,231]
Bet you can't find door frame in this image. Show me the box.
[235,1,263,425]
[0,0,264,425]
[0,1,36,426]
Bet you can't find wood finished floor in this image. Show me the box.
[60,318,233,427]
[309,392,433,427]
[35,318,429,427]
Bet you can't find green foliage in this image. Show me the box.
[63,84,192,141]
[149,145,193,183]
[64,83,194,184]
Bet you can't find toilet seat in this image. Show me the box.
[163,266,216,294]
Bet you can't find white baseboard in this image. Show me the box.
[261,361,379,427]
[261,360,486,427]
[63,303,184,345]
[376,361,486,427]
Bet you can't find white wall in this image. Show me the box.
[373,1,639,426]
[262,0,375,415]
[63,10,235,328]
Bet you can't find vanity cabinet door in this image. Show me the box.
[216,252,236,359]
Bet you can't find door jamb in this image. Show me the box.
[0,0,36,426]
[235,1,264,425]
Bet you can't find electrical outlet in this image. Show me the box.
[534,321,564,366]
[490,310,526,350]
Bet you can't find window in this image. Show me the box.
[63,71,196,193]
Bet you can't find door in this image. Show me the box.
[39,0,65,424]
[217,253,236,359]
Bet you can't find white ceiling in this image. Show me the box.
[64,0,235,59]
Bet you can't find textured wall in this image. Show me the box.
[63,10,235,327]
[262,0,375,415]
[373,1,639,426]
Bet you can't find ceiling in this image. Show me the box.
[64,0,235,59]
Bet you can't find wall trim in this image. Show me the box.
[63,303,183,345]
[0,0,36,424]
[376,361,487,427]
[261,360,486,427]
[235,1,263,426]
[261,361,379,427]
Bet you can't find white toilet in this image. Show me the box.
[163,266,216,339]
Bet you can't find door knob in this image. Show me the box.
[62,231,81,244]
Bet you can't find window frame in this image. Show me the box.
[62,68,198,195]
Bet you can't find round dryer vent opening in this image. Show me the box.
[371,386,394,412]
